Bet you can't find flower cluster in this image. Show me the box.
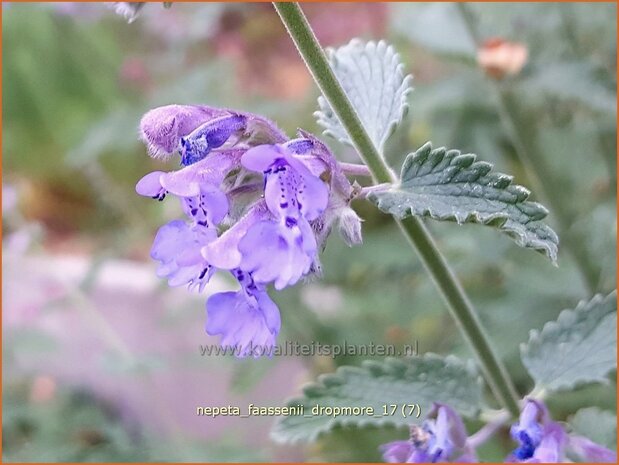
[380,400,616,463]
[136,105,362,357]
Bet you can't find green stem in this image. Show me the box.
[274,1,520,417]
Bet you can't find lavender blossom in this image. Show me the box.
[136,104,363,356]
[139,104,287,161]
[380,404,477,463]
[150,220,216,291]
[239,144,328,289]
[567,435,617,463]
[206,269,281,357]
[508,399,616,463]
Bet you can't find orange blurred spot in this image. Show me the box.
[477,38,528,79]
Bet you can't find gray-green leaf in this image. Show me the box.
[569,407,617,449]
[316,40,413,152]
[368,142,559,262]
[271,355,482,444]
[521,291,617,392]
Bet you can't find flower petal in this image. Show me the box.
[238,219,316,290]
[181,185,229,226]
[202,202,270,270]
[161,149,244,197]
[568,435,617,463]
[150,220,215,290]
[180,114,247,165]
[140,105,226,159]
[136,171,166,198]
[380,440,414,463]
[205,282,280,357]
[241,144,283,172]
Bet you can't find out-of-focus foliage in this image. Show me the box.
[2,2,616,463]
[521,291,617,392]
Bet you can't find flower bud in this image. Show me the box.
[338,206,363,246]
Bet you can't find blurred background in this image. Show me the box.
[2,2,616,462]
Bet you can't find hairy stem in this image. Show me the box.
[468,410,511,448]
[274,1,520,417]
[358,183,390,198]
[339,162,373,177]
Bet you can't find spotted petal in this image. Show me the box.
[238,218,317,290]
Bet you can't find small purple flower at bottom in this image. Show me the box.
[380,403,476,463]
[510,399,548,461]
[150,220,217,291]
[206,269,280,357]
[509,399,616,463]
[568,435,617,463]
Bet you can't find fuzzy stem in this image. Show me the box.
[274,2,520,417]
[468,410,511,448]
[339,162,373,177]
[358,183,390,198]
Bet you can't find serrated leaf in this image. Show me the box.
[368,142,559,262]
[271,354,482,444]
[569,407,617,449]
[521,291,617,391]
[315,39,413,152]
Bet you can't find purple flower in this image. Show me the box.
[136,105,364,356]
[150,220,217,291]
[508,399,569,463]
[136,148,250,228]
[382,440,414,463]
[206,269,280,357]
[380,404,476,463]
[291,131,364,248]
[179,113,247,166]
[139,105,229,159]
[568,435,617,463]
[242,144,329,222]
[238,145,328,289]
[508,399,617,463]
[510,400,548,461]
[139,104,287,161]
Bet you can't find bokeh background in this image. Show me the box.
[2,2,617,462]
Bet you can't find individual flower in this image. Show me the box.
[150,220,217,291]
[206,269,280,357]
[380,403,476,463]
[509,399,616,463]
[139,104,287,161]
[236,144,329,289]
[179,113,247,166]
